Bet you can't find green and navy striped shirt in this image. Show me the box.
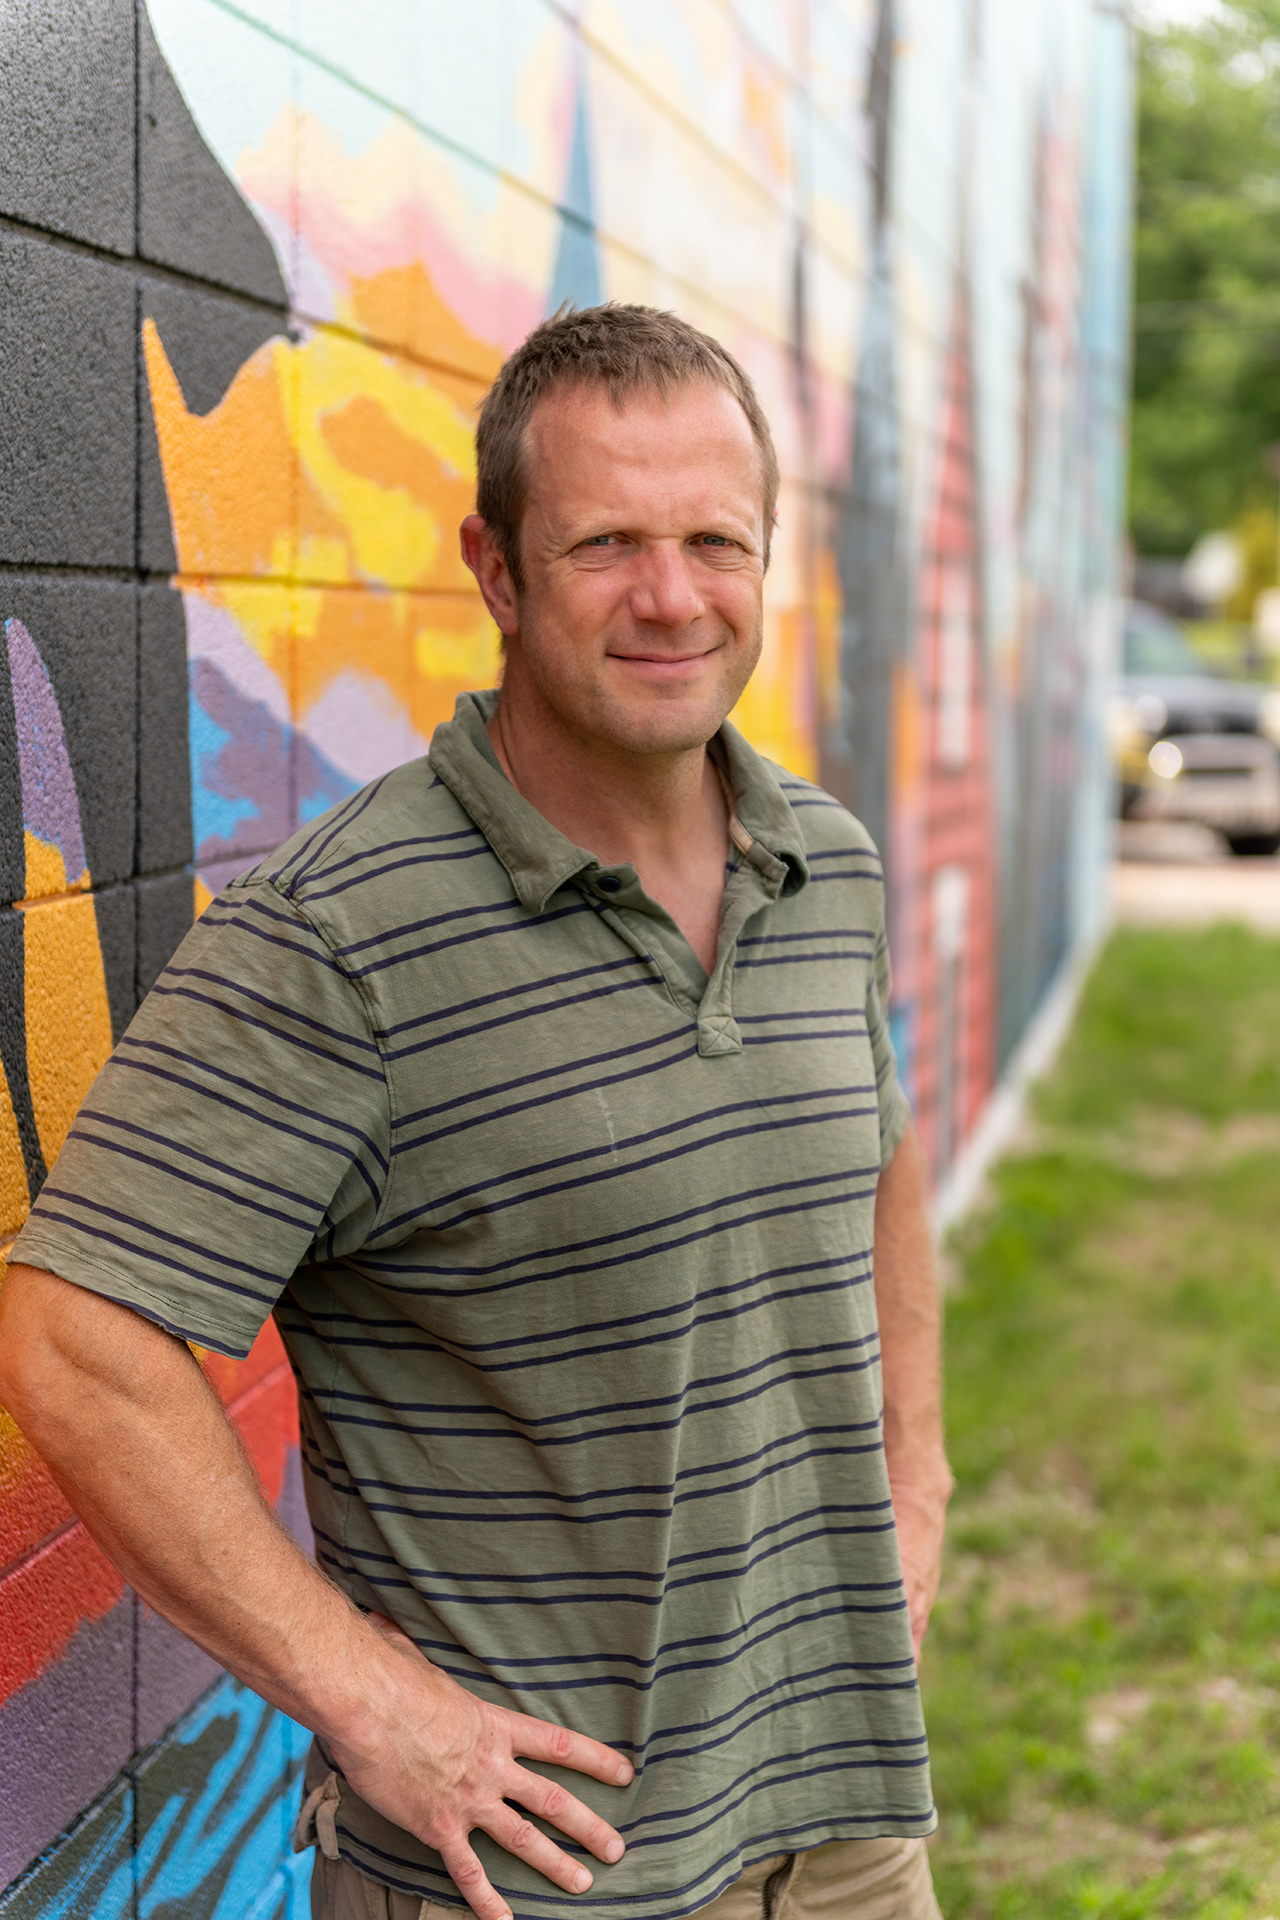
[15,690,934,1916]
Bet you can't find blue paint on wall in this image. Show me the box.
[0,1780,133,1920]
[0,1681,311,1920]
[189,687,259,848]
[549,65,602,314]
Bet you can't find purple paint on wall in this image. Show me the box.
[189,654,291,865]
[5,619,86,883]
[0,1598,133,1888]
[133,1597,224,1753]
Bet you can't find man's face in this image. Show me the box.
[484,380,767,756]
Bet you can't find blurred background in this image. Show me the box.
[1116,0,1280,942]
[0,0,1279,1916]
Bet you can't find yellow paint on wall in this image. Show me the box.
[294,328,477,589]
[732,604,815,781]
[22,895,115,1172]
[22,831,88,903]
[812,544,843,742]
[0,1062,28,1239]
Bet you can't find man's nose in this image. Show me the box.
[627,544,704,627]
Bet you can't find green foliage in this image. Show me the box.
[925,926,1280,1915]
[1131,7,1280,555]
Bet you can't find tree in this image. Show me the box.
[1132,4,1280,556]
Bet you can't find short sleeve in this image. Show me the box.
[865,923,911,1167]
[11,880,391,1358]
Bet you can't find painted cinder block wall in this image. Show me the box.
[0,2,1132,1914]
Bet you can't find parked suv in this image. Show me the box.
[1113,601,1280,855]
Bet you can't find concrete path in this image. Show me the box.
[1112,821,1280,931]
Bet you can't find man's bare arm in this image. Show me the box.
[872,1124,953,1657]
[0,1263,632,1920]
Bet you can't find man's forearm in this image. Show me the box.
[0,1263,380,1742]
[872,1125,952,1650]
[0,1262,632,1920]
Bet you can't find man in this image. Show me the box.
[0,304,951,1920]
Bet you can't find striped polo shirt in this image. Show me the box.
[14,689,934,1916]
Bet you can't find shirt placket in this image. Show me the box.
[577,834,787,1059]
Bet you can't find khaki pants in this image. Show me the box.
[310,1834,942,1920]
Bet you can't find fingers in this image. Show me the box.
[440,1842,514,1920]
[509,1709,635,1789]
[508,1764,627,1865]
[482,1804,599,1898]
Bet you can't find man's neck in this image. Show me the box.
[486,685,723,876]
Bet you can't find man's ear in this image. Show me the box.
[460,515,519,636]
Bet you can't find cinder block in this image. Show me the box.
[0,0,135,255]
[0,236,136,570]
[0,1431,71,1581]
[139,280,292,577]
[132,1677,302,1920]
[293,332,482,594]
[0,620,23,911]
[407,591,501,748]
[137,4,289,307]
[138,585,195,875]
[133,1598,223,1755]
[92,884,137,1044]
[135,873,195,1004]
[0,581,136,890]
[0,1772,133,1920]
[0,907,43,1203]
[0,1598,133,1892]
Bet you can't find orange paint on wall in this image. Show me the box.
[21,894,115,1172]
[348,261,504,384]
[144,320,299,582]
[22,830,88,904]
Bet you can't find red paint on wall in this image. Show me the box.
[226,1369,298,1507]
[199,1314,291,1405]
[0,1521,124,1704]
[911,279,998,1182]
[205,1317,299,1506]
[0,1430,74,1572]
[0,1317,300,1708]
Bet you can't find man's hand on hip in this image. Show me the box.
[0,1265,629,1920]
[337,1613,630,1920]
[889,1472,951,1660]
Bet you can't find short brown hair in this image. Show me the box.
[475,303,780,588]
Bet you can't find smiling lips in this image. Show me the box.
[608,646,720,668]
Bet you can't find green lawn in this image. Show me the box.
[924,925,1280,1918]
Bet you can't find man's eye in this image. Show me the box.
[700,535,731,547]
[582,535,614,547]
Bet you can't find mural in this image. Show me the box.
[0,0,1132,1911]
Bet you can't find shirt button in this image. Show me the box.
[597,874,623,894]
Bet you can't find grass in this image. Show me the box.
[923,924,1280,1917]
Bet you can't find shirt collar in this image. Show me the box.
[428,688,810,914]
